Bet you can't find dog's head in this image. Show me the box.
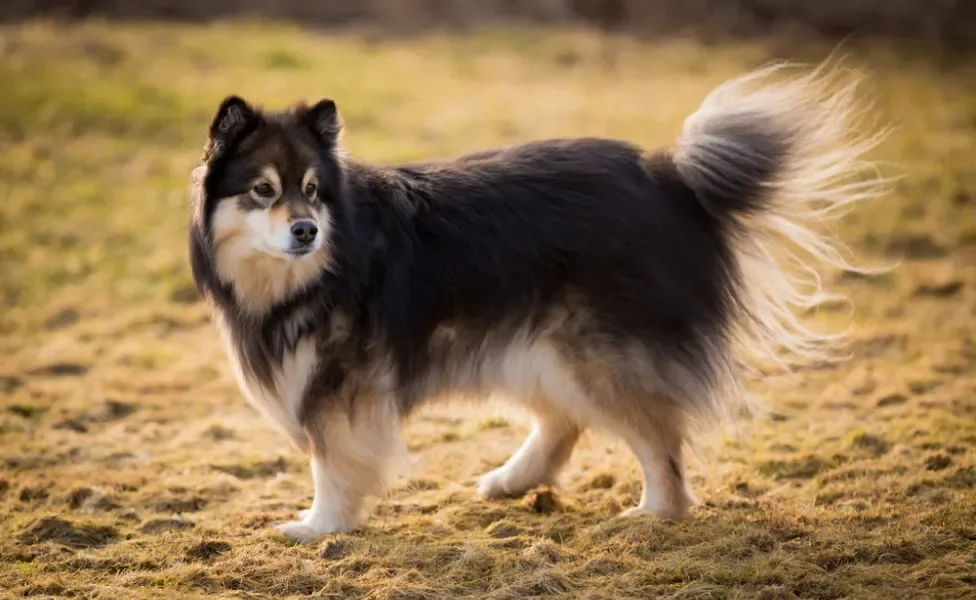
[190,96,345,312]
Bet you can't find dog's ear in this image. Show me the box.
[203,95,259,163]
[301,99,342,147]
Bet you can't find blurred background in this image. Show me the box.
[1,2,975,599]
[2,0,975,48]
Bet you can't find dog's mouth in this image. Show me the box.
[285,243,318,258]
[285,246,315,258]
[256,243,317,260]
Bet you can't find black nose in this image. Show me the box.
[290,221,318,244]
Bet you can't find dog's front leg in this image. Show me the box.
[278,403,401,543]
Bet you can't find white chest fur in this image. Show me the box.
[217,316,317,446]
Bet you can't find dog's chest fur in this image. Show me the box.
[216,312,318,446]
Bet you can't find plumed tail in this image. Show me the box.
[672,61,892,386]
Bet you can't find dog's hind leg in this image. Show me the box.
[613,402,694,521]
[278,453,363,542]
[478,405,581,499]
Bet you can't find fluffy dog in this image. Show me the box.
[188,63,885,542]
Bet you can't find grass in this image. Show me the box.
[1,19,975,600]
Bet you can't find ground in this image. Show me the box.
[1,20,976,600]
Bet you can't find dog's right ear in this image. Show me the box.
[203,96,259,163]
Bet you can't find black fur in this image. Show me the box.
[678,111,790,219]
[189,105,748,426]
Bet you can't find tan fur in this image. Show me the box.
[210,194,331,313]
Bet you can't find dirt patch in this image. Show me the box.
[44,309,80,330]
[65,486,120,511]
[914,279,965,298]
[851,432,892,457]
[885,233,948,260]
[201,424,237,441]
[0,374,23,394]
[580,473,616,490]
[524,489,561,514]
[53,418,89,433]
[18,485,50,502]
[66,487,96,508]
[946,467,976,489]
[185,540,232,561]
[924,454,953,471]
[876,393,908,407]
[4,454,59,470]
[759,456,834,479]
[85,399,137,422]
[907,379,942,395]
[319,539,353,560]
[18,516,119,549]
[28,362,89,377]
[7,403,43,418]
[141,516,195,534]
[152,496,208,513]
[211,457,289,479]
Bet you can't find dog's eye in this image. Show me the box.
[305,182,317,199]
[252,182,275,198]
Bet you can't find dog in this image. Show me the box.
[188,62,886,543]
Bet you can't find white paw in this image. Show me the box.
[277,509,356,543]
[478,467,519,499]
[618,503,689,522]
[277,520,327,544]
[618,506,654,519]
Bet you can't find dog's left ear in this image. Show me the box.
[301,99,342,146]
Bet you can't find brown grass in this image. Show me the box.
[1,20,975,600]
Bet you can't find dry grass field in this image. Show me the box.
[1,20,975,600]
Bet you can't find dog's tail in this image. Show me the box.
[672,62,890,391]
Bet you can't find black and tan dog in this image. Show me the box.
[188,63,886,542]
